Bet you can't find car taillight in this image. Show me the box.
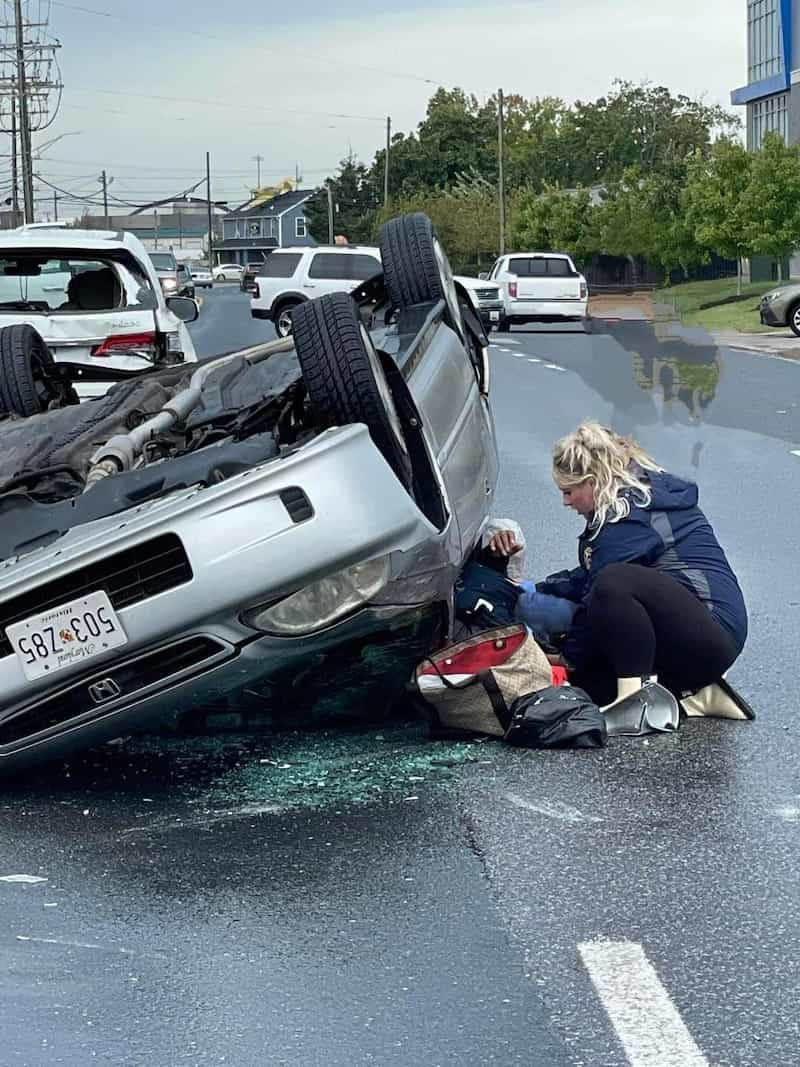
[92,331,157,357]
[508,281,518,299]
[580,281,588,299]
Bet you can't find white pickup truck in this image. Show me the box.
[485,252,588,330]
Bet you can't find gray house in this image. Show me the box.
[216,189,316,266]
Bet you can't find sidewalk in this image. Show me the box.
[710,330,800,359]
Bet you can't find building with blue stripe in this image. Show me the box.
[731,0,796,148]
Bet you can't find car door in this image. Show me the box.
[301,251,381,298]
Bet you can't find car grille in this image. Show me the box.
[0,635,225,745]
[0,534,192,659]
[476,288,500,300]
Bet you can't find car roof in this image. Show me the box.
[275,245,381,255]
[506,251,573,259]
[0,227,136,253]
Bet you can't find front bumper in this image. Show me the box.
[251,308,271,320]
[476,303,505,327]
[759,301,785,327]
[0,603,443,776]
[0,423,459,773]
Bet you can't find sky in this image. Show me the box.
[12,0,747,218]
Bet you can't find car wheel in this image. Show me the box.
[292,291,413,491]
[274,300,302,338]
[497,318,511,333]
[0,324,77,417]
[789,302,800,337]
[378,212,463,336]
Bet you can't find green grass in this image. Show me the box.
[656,277,777,333]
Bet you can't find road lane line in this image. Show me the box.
[791,450,800,457]
[578,939,709,1067]
[544,363,567,371]
[527,357,542,363]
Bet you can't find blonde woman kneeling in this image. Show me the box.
[540,422,748,711]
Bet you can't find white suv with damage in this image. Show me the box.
[251,245,383,337]
[487,252,588,330]
[0,225,198,402]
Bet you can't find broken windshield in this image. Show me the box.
[0,252,158,314]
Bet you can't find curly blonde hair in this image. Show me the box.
[552,421,663,534]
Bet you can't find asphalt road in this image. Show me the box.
[1,290,799,1066]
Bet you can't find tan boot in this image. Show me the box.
[681,680,755,721]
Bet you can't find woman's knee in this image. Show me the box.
[590,563,640,605]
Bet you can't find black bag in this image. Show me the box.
[505,685,607,749]
[454,560,520,637]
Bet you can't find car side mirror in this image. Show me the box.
[478,272,489,281]
[167,296,199,323]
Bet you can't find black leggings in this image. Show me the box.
[570,563,741,706]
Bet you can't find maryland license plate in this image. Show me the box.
[6,590,128,682]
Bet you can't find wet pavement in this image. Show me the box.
[2,293,800,1065]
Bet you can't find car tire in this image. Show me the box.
[292,291,413,491]
[378,212,463,335]
[274,299,303,338]
[789,302,800,337]
[497,318,511,333]
[0,324,75,417]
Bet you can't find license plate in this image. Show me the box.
[6,590,127,682]
[489,311,500,322]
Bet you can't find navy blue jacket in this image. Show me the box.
[539,472,747,669]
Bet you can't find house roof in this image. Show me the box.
[228,189,315,218]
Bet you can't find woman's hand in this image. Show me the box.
[488,530,521,558]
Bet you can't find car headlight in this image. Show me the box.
[245,556,391,635]
[162,277,178,292]
[763,290,781,303]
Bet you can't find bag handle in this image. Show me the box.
[478,671,512,732]
[420,655,482,691]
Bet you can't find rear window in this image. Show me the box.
[508,257,575,277]
[260,253,302,279]
[0,252,157,313]
[148,252,177,271]
[307,252,380,281]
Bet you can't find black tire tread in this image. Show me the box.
[379,213,445,310]
[292,292,412,489]
[0,324,54,417]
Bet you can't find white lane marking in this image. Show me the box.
[499,337,521,345]
[514,353,528,359]
[0,874,46,884]
[578,940,709,1067]
[791,450,800,458]
[506,793,603,824]
[775,803,800,822]
[544,363,567,371]
[527,357,542,364]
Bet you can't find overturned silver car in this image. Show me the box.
[0,214,498,774]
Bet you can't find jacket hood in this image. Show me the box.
[646,470,698,511]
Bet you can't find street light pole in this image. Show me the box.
[253,154,263,188]
[206,151,214,268]
[10,82,19,225]
[384,115,391,207]
[52,190,57,221]
[498,87,506,257]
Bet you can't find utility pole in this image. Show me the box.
[52,189,57,221]
[253,153,263,188]
[326,184,334,245]
[206,151,214,268]
[100,169,109,227]
[10,82,19,225]
[295,162,300,190]
[14,0,34,222]
[384,115,391,207]
[498,88,506,257]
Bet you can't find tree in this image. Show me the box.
[558,81,740,187]
[684,138,755,294]
[741,131,800,282]
[508,186,599,266]
[305,155,379,244]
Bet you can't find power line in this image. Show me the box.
[49,0,448,90]
[69,85,386,124]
